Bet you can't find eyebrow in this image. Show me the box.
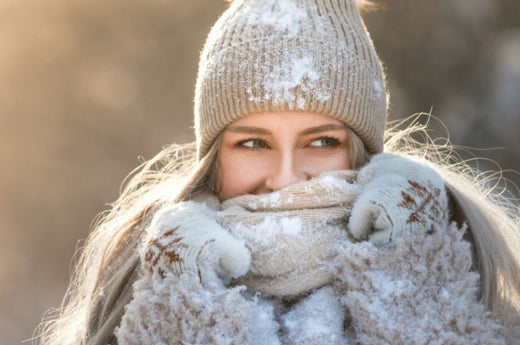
[225,123,346,135]
[299,123,346,135]
[225,126,272,135]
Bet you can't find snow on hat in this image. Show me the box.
[194,0,387,158]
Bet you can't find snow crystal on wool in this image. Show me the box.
[282,287,347,345]
[367,270,415,302]
[318,175,357,193]
[373,80,384,98]
[246,87,262,103]
[254,299,281,345]
[438,286,451,304]
[247,190,295,209]
[256,191,282,208]
[250,56,324,108]
[231,215,304,248]
[246,0,309,38]
[247,201,259,211]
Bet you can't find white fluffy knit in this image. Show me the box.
[117,222,512,345]
[116,154,514,344]
[333,223,509,344]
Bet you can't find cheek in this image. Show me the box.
[329,151,350,170]
[302,149,350,175]
[215,153,267,200]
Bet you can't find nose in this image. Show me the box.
[264,151,307,191]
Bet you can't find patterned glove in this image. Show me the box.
[141,201,251,285]
[348,153,448,245]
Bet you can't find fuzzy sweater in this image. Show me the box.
[117,222,514,344]
[116,157,517,344]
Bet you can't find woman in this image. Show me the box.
[36,0,520,344]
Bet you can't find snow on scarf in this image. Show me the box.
[217,170,359,296]
[117,172,513,344]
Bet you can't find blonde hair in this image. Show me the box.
[34,138,219,345]
[35,117,520,344]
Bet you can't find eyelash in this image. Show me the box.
[235,138,270,149]
[235,136,342,149]
[308,136,341,148]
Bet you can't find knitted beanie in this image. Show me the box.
[194,0,387,158]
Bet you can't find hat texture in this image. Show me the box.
[194,0,387,158]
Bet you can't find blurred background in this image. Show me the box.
[1,0,518,343]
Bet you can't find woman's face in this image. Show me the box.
[215,111,350,201]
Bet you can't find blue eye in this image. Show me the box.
[238,139,269,148]
[309,137,340,147]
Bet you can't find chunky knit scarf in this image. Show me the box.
[217,170,360,296]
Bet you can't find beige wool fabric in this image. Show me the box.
[194,0,387,158]
[217,170,360,296]
[117,217,514,345]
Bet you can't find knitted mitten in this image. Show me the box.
[142,201,250,285]
[349,153,449,245]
